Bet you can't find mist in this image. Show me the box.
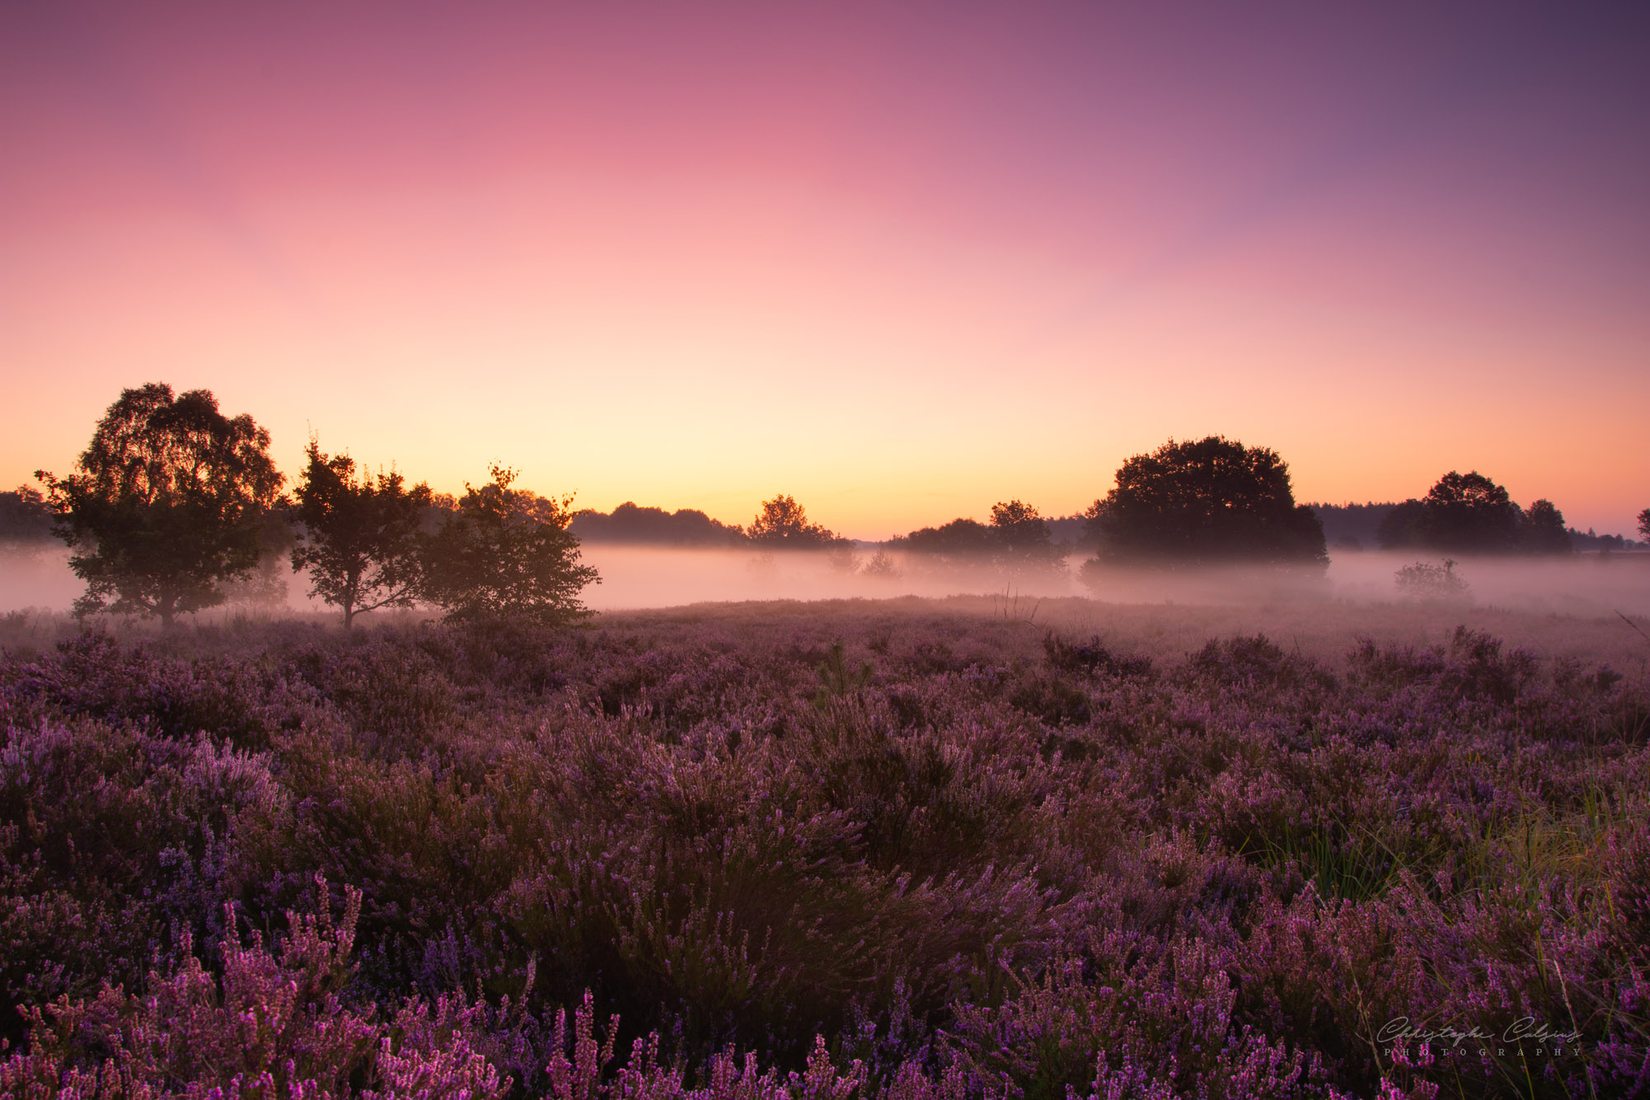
[3,540,1648,620]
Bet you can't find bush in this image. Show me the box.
[1394,559,1469,602]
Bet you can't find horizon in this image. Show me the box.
[4,3,1648,540]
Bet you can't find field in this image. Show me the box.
[1,595,1648,1098]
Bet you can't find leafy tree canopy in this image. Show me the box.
[572,502,744,546]
[35,383,283,624]
[1417,470,1523,552]
[0,487,54,542]
[419,465,598,626]
[898,518,995,559]
[1519,499,1571,555]
[745,494,841,548]
[1085,436,1326,567]
[292,438,433,628]
[989,500,1066,574]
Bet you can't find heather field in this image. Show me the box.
[1,597,1647,1099]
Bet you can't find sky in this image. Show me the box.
[3,2,1647,540]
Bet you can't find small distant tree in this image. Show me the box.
[291,439,433,628]
[35,383,283,626]
[1519,499,1572,555]
[1084,436,1326,567]
[419,465,598,626]
[989,500,1065,574]
[745,494,840,548]
[899,518,996,562]
[1638,508,1650,544]
[861,550,900,579]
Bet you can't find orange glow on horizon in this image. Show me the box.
[3,4,1647,541]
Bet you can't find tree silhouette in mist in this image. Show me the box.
[989,500,1065,575]
[1519,499,1572,554]
[291,438,433,628]
[745,494,840,548]
[35,383,283,626]
[1083,436,1326,569]
[419,465,599,625]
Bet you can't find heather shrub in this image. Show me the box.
[2,601,1647,1096]
[1041,632,1153,679]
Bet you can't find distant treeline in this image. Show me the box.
[1306,501,1636,552]
[570,502,745,546]
[6,488,1641,552]
[0,490,54,541]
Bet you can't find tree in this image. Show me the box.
[1638,508,1649,544]
[571,502,744,546]
[291,439,433,628]
[745,494,840,548]
[1084,436,1326,567]
[0,487,54,542]
[35,383,283,625]
[1376,499,1426,550]
[1414,471,1522,553]
[898,517,996,561]
[1519,499,1572,555]
[988,500,1065,575]
[418,465,598,625]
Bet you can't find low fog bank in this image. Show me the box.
[0,542,83,614]
[3,541,1648,620]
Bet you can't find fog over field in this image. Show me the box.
[5,538,1649,621]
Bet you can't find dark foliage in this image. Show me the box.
[291,439,433,628]
[419,466,599,626]
[1520,499,1572,554]
[572,502,746,546]
[0,488,54,542]
[987,501,1065,576]
[1415,471,1523,553]
[34,384,284,625]
[1084,436,1327,568]
[894,518,996,562]
[745,495,842,548]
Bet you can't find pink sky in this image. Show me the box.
[3,3,1647,539]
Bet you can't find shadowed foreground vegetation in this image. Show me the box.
[0,599,1647,1098]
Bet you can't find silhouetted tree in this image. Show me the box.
[898,518,996,561]
[571,502,744,545]
[1376,499,1426,550]
[291,439,433,628]
[1519,499,1572,554]
[1639,508,1650,544]
[745,494,840,548]
[0,488,54,542]
[35,383,283,625]
[1415,471,1523,553]
[1084,436,1326,567]
[989,500,1065,574]
[419,465,599,625]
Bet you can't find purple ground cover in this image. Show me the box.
[0,600,1645,1098]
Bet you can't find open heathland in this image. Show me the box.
[1,597,1647,1098]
